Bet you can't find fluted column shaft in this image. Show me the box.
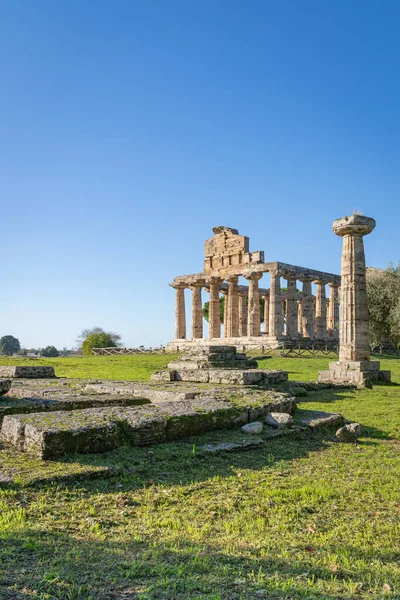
[339,234,370,361]
[315,281,327,340]
[301,279,314,339]
[285,278,298,339]
[208,278,221,339]
[269,271,283,337]
[221,290,229,338]
[174,285,186,339]
[246,273,262,336]
[328,283,340,339]
[227,276,239,337]
[297,299,303,337]
[190,281,204,339]
[239,293,248,336]
[263,295,270,334]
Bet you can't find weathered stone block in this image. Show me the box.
[0,366,55,379]
[0,379,12,396]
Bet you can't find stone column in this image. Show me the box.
[245,273,262,337]
[328,283,340,338]
[315,280,327,340]
[190,280,205,339]
[297,299,303,337]
[263,295,269,334]
[173,284,186,339]
[226,276,239,337]
[335,217,373,362]
[221,289,229,337]
[268,270,283,338]
[318,214,390,386]
[208,277,222,339]
[285,277,298,340]
[301,278,314,339]
[238,291,248,336]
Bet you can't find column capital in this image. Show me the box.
[189,279,205,289]
[243,271,263,281]
[328,281,341,289]
[226,274,239,283]
[170,282,187,290]
[332,214,376,237]
[314,279,328,285]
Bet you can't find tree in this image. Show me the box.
[77,326,122,348]
[0,335,21,356]
[82,332,117,356]
[40,346,59,357]
[367,263,400,348]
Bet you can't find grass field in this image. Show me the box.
[0,355,399,599]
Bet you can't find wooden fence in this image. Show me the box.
[92,347,167,356]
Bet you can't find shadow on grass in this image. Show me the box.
[0,530,380,600]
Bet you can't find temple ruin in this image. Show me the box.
[167,226,341,350]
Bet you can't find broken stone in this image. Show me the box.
[289,386,308,397]
[0,379,12,396]
[241,422,263,434]
[336,423,361,442]
[200,439,264,453]
[265,412,293,429]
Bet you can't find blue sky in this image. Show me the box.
[1,0,399,348]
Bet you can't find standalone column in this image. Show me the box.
[301,278,314,339]
[239,292,248,336]
[245,273,262,337]
[328,283,340,338]
[208,277,222,339]
[173,284,186,339]
[190,280,205,339]
[269,270,283,338]
[315,280,327,340]
[318,214,390,386]
[227,276,239,337]
[221,289,229,338]
[263,295,269,334]
[285,277,298,339]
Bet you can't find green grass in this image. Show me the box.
[0,354,176,381]
[0,355,400,599]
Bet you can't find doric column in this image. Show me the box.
[301,278,314,339]
[315,280,327,340]
[268,270,283,338]
[333,217,374,361]
[328,283,340,339]
[297,299,303,337]
[208,277,222,339]
[245,272,262,337]
[190,279,205,339]
[263,295,269,334]
[238,291,248,336]
[285,277,298,340]
[226,276,239,337]
[221,289,229,337]
[173,284,186,339]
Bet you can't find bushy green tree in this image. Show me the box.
[367,263,400,347]
[77,326,121,348]
[0,335,21,356]
[82,333,117,356]
[40,346,59,357]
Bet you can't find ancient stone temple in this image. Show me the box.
[318,214,391,387]
[167,226,341,350]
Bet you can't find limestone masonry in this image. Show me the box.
[168,225,341,350]
[318,214,391,387]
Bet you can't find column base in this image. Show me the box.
[318,360,391,388]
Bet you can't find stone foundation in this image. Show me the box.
[152,345,288,386]
[318,360,391,388]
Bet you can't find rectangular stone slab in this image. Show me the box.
[1,396,295,459]
[0,366,55,379]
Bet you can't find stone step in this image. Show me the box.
[1,396,296,459]
[0,366,55,379]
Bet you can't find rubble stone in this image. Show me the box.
[0,366,55,379]
[241,422,263,434]
[265,412,293,429]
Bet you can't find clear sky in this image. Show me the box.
[1,0,399,349]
